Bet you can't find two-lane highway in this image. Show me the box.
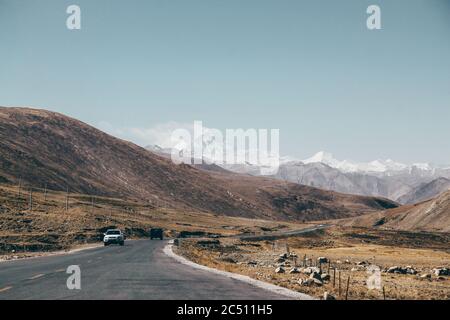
[0,240,293,300]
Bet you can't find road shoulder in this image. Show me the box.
[0,243,103,264]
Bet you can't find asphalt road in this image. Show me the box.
[0,240,291,300]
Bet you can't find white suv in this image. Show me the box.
[103,229,125,246]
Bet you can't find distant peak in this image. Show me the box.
[303,151,335,163]
[300,151,433,173]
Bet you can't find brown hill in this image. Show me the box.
[0,107,398,221]
[339,190,450,232]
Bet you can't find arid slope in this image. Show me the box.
[0,107,397,221]
[339,190,450,232]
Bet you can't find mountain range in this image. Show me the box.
[276,152,450,204]
[0,107,398,222]
[147,145,450,205]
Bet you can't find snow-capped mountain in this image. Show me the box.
[302,151,419,174]
[273,152,450,203]
[145,145,450,204]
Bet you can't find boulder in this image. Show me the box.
[406,267,417,275]
[303,267,320,275]
[300,277,323,286]
[386,266,406,274]
[356,261,369,266]
[275,267,285,274]
[299,278,314,286]
[310,271,322,281]
[276,257,286,263]
[323,292,336,300]
[420,273,431,280]
[289,267,300,274]
[433,268,449,276]
[312,278,323,286]
[321,273,331,281]
[317,257,328,264]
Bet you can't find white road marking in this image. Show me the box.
[0,243,102,264]
[0,286,13,293]
[29,273,45,280]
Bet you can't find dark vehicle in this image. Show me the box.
[150,228,164,240]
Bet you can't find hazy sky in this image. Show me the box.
[1,0,449,164]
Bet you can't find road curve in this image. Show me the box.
[0,240,297,300]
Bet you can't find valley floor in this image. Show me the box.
[2,182,449,300]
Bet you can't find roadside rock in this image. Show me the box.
[312,278,323,286]
[310,271,322,281]
[420,273,431,280]
[299,278,314,286]
[275,267,285,273]
[321,273,331,281]
[433,268,449,276]
[289,267,300,274]
[303,267,320,275]
[276,257,286,263]
[405,266,417,275]
[299,278,322,287]
[323,292,336,300]
[317,257,328,264]
[386,266,406,274]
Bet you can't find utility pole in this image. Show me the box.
[29,188,33,211]
[65,186,69,211]
[345,276,350,300]
[18,179,22,198]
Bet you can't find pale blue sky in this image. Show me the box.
[1,0,449,164]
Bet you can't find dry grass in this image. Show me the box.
[0,184,308,256]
